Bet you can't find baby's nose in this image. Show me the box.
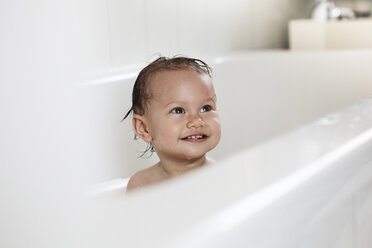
[186,116,205,128]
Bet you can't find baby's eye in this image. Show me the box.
[200,105,212,113]
[171,107,185,114]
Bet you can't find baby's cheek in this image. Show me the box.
[211,116,221,141]
[209,114,221,129]
[159,126,180,144]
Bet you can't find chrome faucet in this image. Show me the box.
[310,0,355,20]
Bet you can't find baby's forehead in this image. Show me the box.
[153,71,211,95]
[147,69,211,88]
[146,69,215,103]
[151,68,199,80]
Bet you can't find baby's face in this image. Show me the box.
[143,69,221,162]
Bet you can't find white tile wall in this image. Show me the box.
[107,0,147,67]
[0,0,313,182]
[146,0,179,58]
[56,0,111,81]
[178,0,210,58]
[205,0,233,56]
[230,0,254,50]
[250,0,285,48]
[1,0,313,80]
[103,0,312,69]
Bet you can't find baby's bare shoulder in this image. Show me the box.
[126,164,163,191]
[126,169,151,191]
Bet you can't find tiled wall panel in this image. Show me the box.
[146,0,179,58]
[178,0,210,58]
[107,0,147,67]
[56,0,111,81]
[104,0,312,68]
[230,0,254,50]
[0,0,314,181]
[205,0,233,56]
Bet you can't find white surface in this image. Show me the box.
[107,0,147,66]
[85,98,372,248]
[210,50,372,159]
[146,0,179,57]
[82,51,372,247]
[86,178,129,196]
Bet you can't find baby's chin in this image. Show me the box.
[181,148,217,162]
[179,152,207,161]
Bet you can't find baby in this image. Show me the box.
[124,56,221,191]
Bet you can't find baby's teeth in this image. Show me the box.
[188,135,203,139]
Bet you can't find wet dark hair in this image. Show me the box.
[123,55,213,157]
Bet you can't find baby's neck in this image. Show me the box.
[158,156,211,178]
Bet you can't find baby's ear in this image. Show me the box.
[132,114,152,143]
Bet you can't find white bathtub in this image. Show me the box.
[80,50,372,248]
[81,50,372,183]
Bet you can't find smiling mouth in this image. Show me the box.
[182,134,208,142]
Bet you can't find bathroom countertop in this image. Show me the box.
[289,18,372,50]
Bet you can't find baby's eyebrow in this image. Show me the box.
[208,96,216,103]
[163,97,216,108]
[163,101,187,108]
[203,97,216,104]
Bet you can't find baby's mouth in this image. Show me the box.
[182,134,208,142]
